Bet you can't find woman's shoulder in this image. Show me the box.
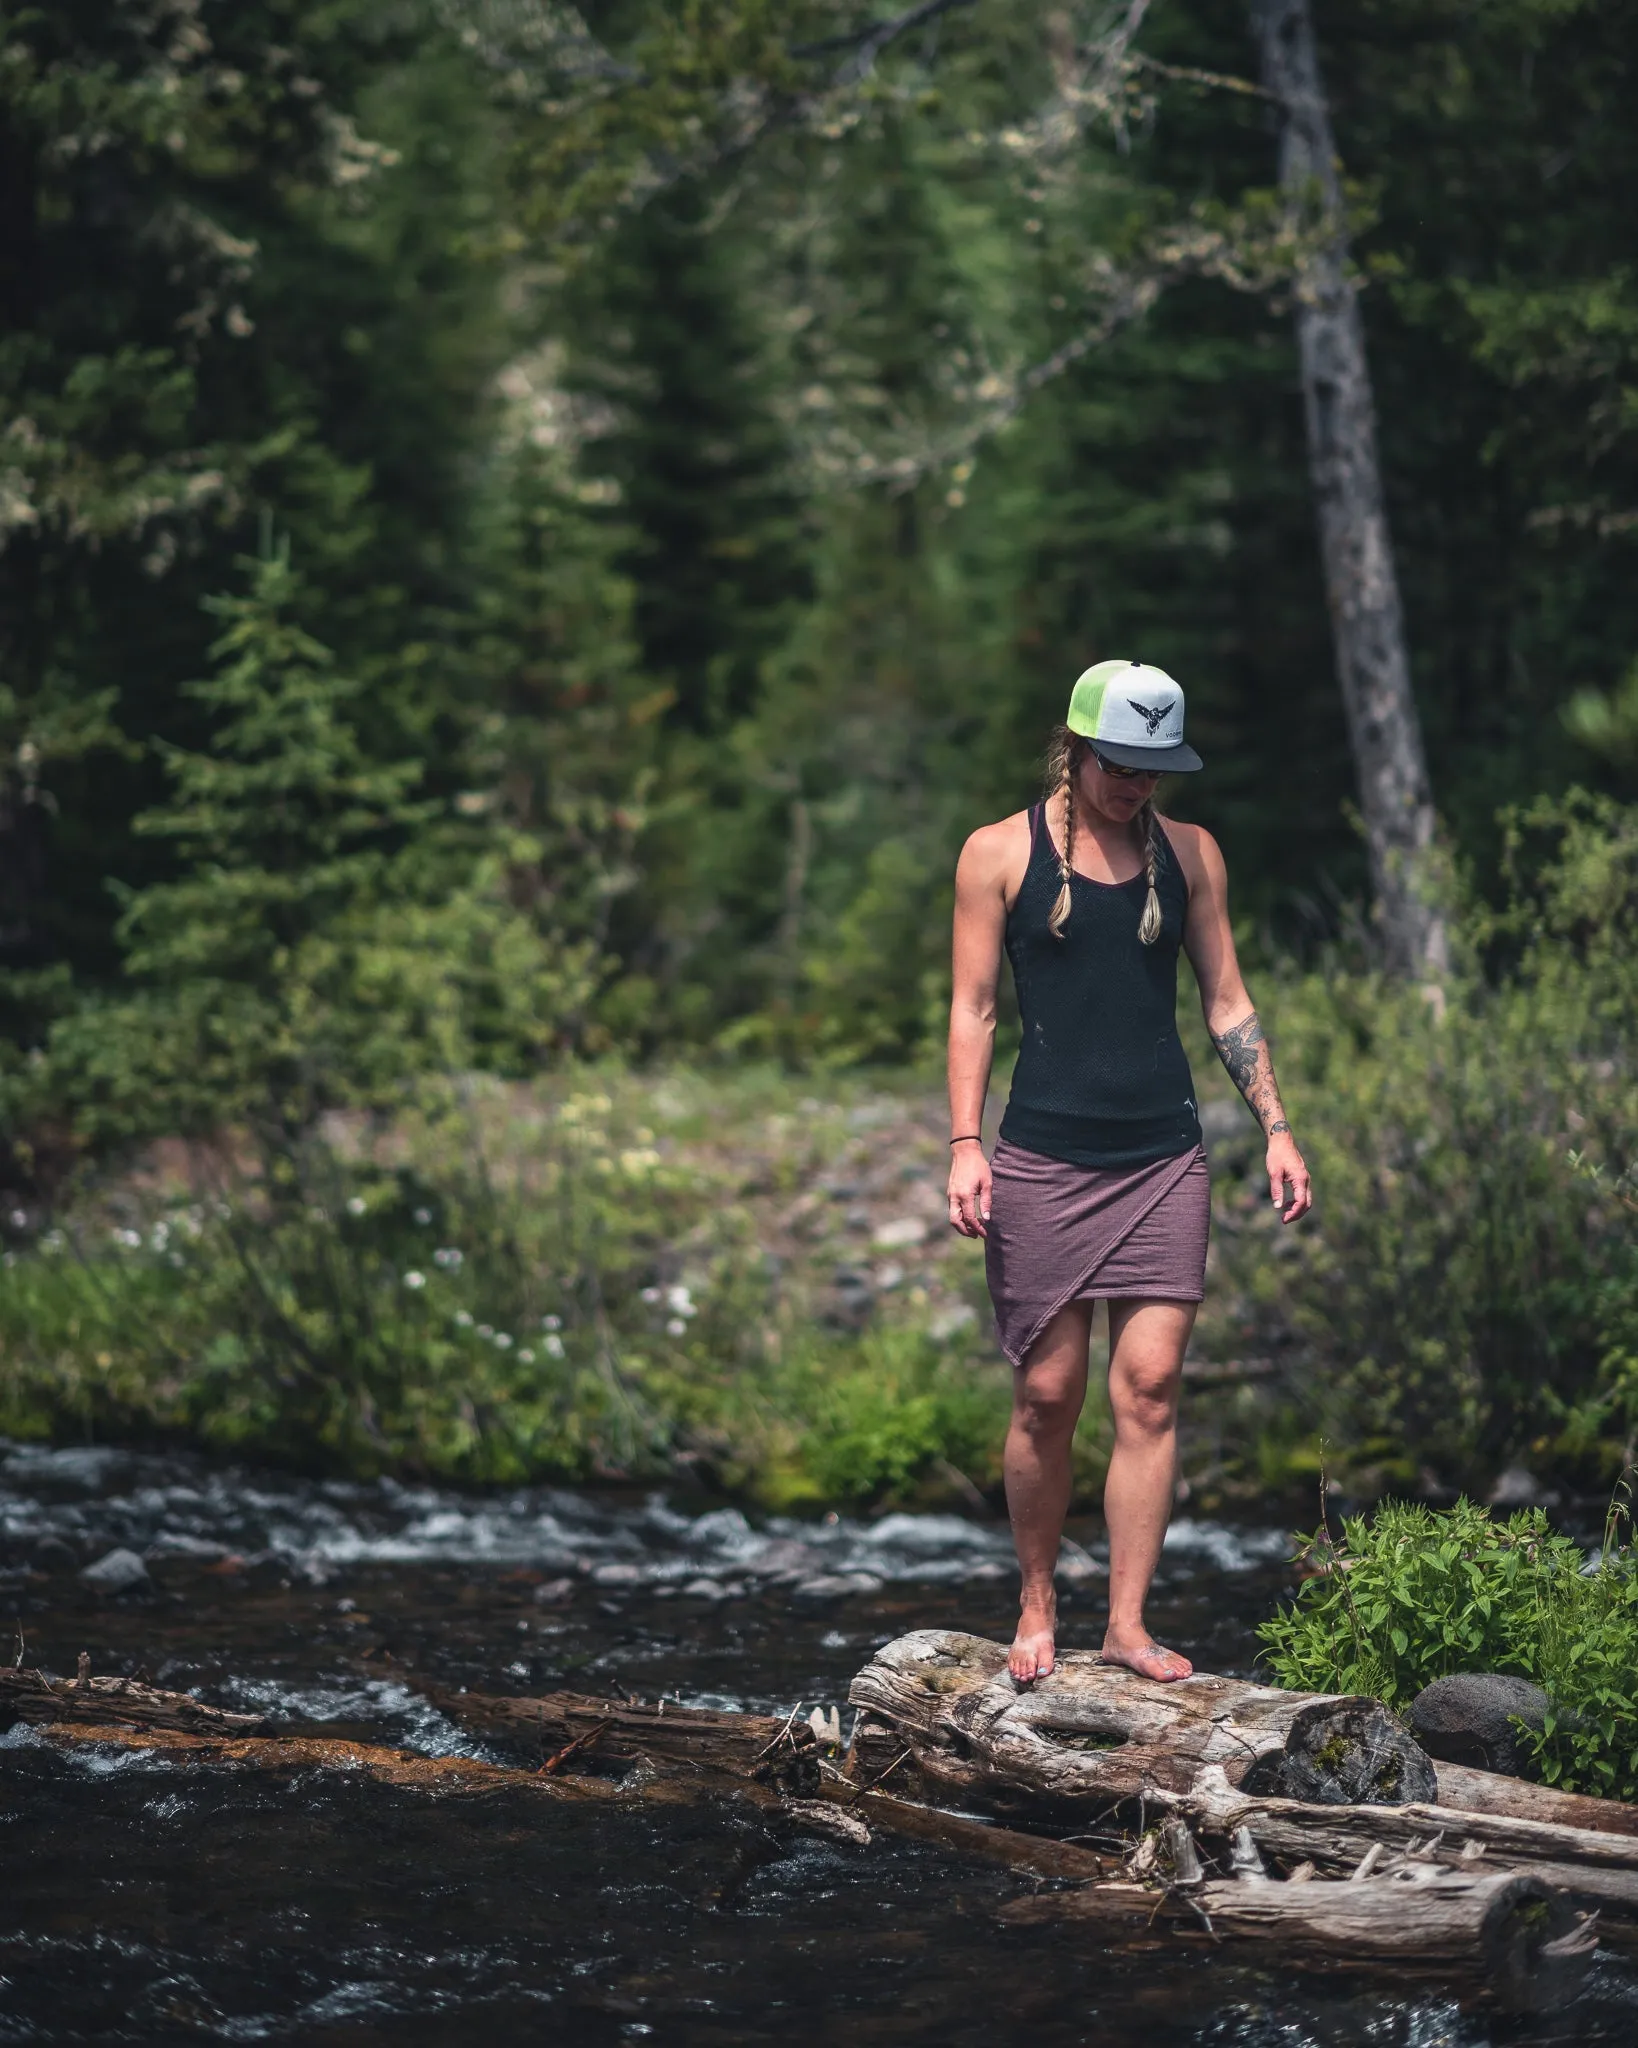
[956,808,1036,909]
[1154,815,1226,894]
[958,807,1033,874]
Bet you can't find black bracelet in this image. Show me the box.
[949,1134,981,1145]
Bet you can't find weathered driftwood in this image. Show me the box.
[847,1631,1638,1927]
[1180,1772,1638,1926]
[848,1630,1437,1810]
[1,1661,267,1737]
[427,1686,822,1794]
[1434,1759,1638,1840]
[1003,1865,1598,2009]
[851,1630,1638,1830]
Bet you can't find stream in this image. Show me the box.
[2,1441,1633,2046]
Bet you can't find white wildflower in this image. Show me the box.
[454,1311,474,1328]
[414,1207,432,1225]
[666,1317,687,1337]
[543,1333,565,1359]
[494,1332,513,1350]
[541,1313,562,1330]
[345,1196,367,1217]
[403,1271,426,1290]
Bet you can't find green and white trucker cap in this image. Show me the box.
[1066,659,1202,773]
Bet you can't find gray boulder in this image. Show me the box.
[1408,1672,1552,1778]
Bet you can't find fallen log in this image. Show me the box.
[1,1660,267,1737]
[848,1629,1437,1810]
[1182,1769,1638,1923]
[850,1631,1638,1834]
[24,1718,1105,1882]
[1434,1759,1638,1840]
[425,1685,822,1794]
[1002,1866,1599,2012]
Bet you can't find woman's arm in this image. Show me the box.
[1176,824,1312,1224]
[946,820,1018,1239]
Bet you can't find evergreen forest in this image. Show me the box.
[2,0,1636,1505]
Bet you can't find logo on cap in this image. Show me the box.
[1128,700,1170,737]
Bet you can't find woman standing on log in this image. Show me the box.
[947,661,1310,1684]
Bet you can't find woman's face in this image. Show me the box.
[1074,746,1159,826]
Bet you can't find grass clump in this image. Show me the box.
[1258,1495,1638,1801]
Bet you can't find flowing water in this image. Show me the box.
[1,1442,1632,2046]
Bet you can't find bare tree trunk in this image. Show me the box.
[1248,0,1447,979]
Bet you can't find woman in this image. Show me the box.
[946,660,1310,1685]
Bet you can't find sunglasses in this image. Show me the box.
[1092,750,1162,783]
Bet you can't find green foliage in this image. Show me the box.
[1258,1497,1638,1802]
[775,1328,999,1506]
[42,545,592,1139]
[0,1070,1008,1501]
[1204,792,1638,1475]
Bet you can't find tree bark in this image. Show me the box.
[1247,0,1447,979]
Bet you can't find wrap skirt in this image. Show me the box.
[983,1138,1210,1368]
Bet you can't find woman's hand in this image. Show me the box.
[1267,1129,1311,1224]
[948,1138,992,1239]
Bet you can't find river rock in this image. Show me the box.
[1408,1672,1552,1777]
[78,1547,150,1594]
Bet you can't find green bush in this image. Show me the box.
[1258,1497,1638,1801]
[1208,791,1638,1482]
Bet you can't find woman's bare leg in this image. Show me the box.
[1101,1297,1197,1682]
[1003,1300,1093,1682]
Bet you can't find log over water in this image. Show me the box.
[847,1629,1437,1809]
[424,1683,823,1793]
[1,1662,267,1737]
[1004,1866,1598,2012]
[8,1642,1633,2003]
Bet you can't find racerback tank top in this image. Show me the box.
[999,803,1203,1170]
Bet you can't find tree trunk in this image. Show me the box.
[1247,0,1447,979]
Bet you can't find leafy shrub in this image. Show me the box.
[779,1326,1000,1506]
[1210,791,1638,1480]
[1259,1497,1638,1800]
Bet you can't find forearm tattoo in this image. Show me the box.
[1210,1011,1291,1137]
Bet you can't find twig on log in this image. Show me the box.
[539,1719,612,1776]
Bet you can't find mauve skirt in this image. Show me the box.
[984,1138,1210,1368]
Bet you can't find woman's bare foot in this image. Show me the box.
[1100,1630,1193,1682]
[1009,1592,1058,1683]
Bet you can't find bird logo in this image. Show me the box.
[1128,699,1170,736]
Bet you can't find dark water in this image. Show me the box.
[2,1445,1633,2046]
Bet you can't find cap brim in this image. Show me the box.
[1089,738,1203,773]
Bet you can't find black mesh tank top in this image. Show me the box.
[999,804,1202,1169]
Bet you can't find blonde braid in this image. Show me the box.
[1137,798,1163,945]
[1045,726,1077,937]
